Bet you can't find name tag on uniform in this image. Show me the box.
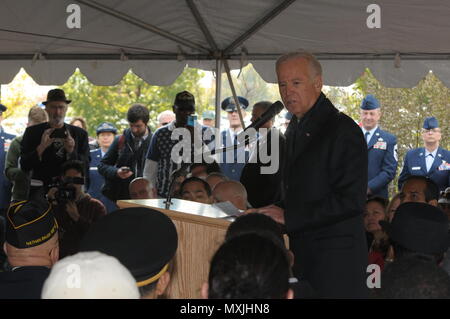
[90,167,98,171]
[438,161,450,171]
[412,166,421,170]
[373,141,387,150]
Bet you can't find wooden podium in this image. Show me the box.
[117,198,232,299]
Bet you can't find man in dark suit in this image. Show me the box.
[240,101,286,208]
[0,198,59,299]
[250,51,369,298]
[359,95,397,199]
[20,89,90,193]
[399,117,450,192]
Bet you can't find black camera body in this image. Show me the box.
[50,127,67,139]
[50,176,84,204]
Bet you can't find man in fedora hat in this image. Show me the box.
[20,89,90,194]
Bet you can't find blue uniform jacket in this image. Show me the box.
[88,148,117,213]
[366,127,397,199]
[398,147,450,192]
[0,129,16,209]
[219,129,249,181]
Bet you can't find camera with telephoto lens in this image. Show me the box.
[50,176,85,204]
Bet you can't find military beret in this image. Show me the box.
[423,116,439,129]
[221,96,249,112]
[202,110,215,120]
[360,94,380,110]
[6,199,58,249]
[174,91,195,110]
[383,202,449,255]
[0,104,7,112]
[80,207,178,287]
[96,122,117,135]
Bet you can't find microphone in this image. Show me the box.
[236,101,284,143]
[245,101,284,131]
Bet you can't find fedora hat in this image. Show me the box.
[43,89,71,105]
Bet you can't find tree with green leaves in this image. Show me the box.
[324,69,449,197]
[61,67,207,136]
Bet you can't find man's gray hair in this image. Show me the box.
[276,50,322,77]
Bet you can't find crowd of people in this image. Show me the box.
[0,50,449,299]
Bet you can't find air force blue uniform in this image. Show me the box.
[398,147,450,192]
[219,96,250,181]
[219,129,249,181]
[365,127,398,198]
[360,95,397,199]
[87,122,118,213]
[398,117,450,192]
[88,148,117,213]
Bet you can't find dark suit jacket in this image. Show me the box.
[240,128,286,208]
[0,266,50,299]
[20,122,90,187]
[282,93,368,234]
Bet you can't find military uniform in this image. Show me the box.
[360,95,397,199]
[87,122,118,213]
[219,96,249,181]
[399,117,450,192]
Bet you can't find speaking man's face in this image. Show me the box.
[277,57,322,118]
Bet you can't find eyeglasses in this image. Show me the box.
[422,128,441,133]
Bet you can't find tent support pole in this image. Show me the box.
[215,59,222,129]
[223,0,296,54]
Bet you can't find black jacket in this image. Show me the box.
[282,93,368,234]
[20,122,90,188]
[240,128,286,208]
[0,266,50,299]
[98,128,152,201]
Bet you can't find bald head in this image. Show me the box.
[129,178,156,199]
[212,181,248,210]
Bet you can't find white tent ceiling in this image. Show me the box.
[2,0,450,88]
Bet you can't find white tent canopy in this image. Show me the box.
[2,0,450,88]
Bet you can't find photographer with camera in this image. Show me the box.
[20,89,90,197]
[98,104,152,202]
[47,160,106,259]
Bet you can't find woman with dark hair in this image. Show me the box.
[202,233,293,299]
[364,196,390,270]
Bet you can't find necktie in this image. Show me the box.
[365,131,370,144]
[426,153,434,172]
